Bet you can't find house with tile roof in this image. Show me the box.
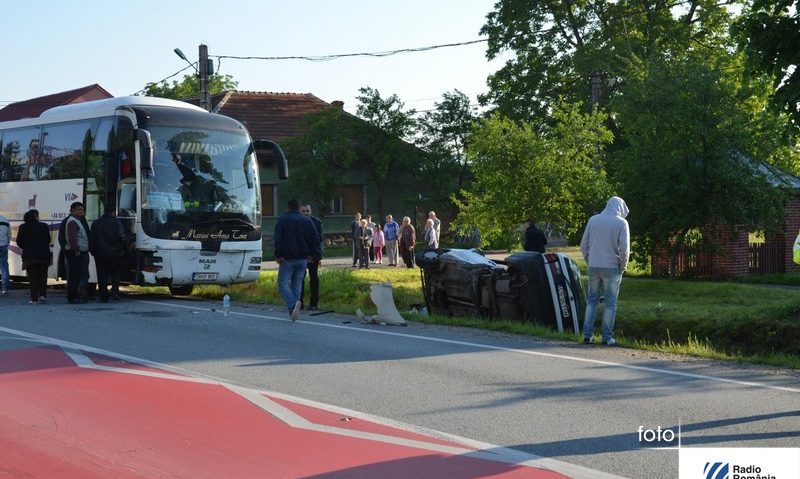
[198,90,425,236]
[0,84,113,122]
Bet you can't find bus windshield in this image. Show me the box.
[141,126,261,241]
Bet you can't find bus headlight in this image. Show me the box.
[249,256,261,271]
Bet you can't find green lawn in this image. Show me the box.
[189,262,800,368]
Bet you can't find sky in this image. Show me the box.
[1,0,509,116]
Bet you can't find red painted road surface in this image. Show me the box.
[0,347,572,479]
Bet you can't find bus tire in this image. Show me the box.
[169,285,194,296]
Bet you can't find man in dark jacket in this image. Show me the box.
[274,199,321,321]
[523,219,548,254]
[90,207,128,302]
[64,202,91,303]
[300,203,323,310]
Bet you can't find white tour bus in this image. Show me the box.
[0,96,287,295]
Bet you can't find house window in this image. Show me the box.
[331,185,363,215]
[261,184,275,217]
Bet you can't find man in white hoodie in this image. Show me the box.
[580,196,630,346]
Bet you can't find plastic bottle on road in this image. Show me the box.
[222,294,230,316]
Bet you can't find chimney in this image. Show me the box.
[331,100,344,110]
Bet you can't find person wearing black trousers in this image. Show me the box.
[300,203,323,310]
[15,209,52,304]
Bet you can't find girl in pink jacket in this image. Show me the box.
[373,224,385,265]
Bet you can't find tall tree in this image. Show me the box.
[610,53,787,275]
[453,102,613,249]
[480,0,738,121]
[140,74,238,99]
[282,107,358,217]
[416,90,479,205]
[355,87,418,220]
[734,0,800,129]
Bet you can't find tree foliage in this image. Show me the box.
[354,87,419,219]
[282,107,359,217]
[480,0,737,120]
[453,102,613,249]
[140,74,238,99]
[416,90,479,210]
[610,53,788,272]
[734,0,800,129]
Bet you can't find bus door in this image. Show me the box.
[110,116,138,282]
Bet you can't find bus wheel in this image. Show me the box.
[169,285,194,296]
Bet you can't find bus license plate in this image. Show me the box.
[192,272,218,281]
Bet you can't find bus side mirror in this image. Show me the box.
[254,139,288,180]
[136,129,154,176]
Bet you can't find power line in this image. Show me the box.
[130,63,197,95]
[213,39,488,63]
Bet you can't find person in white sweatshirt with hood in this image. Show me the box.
[580,196,630,346]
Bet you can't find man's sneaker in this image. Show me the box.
[308,305,319,311]
[1,290,7,295]
[583,337,594,344]
[291,301,302,321]
[602,338,617,346]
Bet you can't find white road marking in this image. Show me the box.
[133,299,800,394]
[0,325,626,479]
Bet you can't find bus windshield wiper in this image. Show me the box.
[194,217,257,230]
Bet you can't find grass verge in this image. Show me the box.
[183,266,800,368]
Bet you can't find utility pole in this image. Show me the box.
[198,44,211,112]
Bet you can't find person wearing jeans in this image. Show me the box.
[583,267,623,344]
[274,198,321,321]
[580,196,630,346]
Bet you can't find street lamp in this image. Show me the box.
[173,45,211,112]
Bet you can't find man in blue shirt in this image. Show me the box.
[383,214,400,266]
[274,198,321,321]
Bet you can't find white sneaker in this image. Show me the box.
[291,301,302,321]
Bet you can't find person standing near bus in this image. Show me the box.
[90,207,127,302]
[65,202,90,304]
[274,199,320,321]
[0,213,10,294]
[15,209,51,304]
[300,203,323,311]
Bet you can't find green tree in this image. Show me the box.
[733,0,800,129]
[282,106,359,217]
[453,102,613,249]
[140,74,238,99]
[354,87,419,220]
[610,53,787,276]
[480,0,738,121]
[416,90,479,206]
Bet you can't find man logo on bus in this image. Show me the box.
[64,192,78,202]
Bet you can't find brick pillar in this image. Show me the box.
[782,195,800,273]
[708,224,749,279]
[651,242,671,278]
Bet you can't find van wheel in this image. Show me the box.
[169,285,194,296]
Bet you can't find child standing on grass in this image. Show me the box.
[373,224,384,265]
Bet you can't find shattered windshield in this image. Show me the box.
[141,126,261,240]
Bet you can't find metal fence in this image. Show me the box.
[749,242,782,275]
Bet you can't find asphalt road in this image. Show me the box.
[1,286,799,478]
